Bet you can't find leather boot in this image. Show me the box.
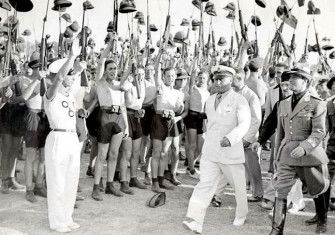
[120,181,134,195]
[129,177,147,189]
[92,184,103,201]
[105,182,123,197]
[315,189,330,234]
[158,176,174,190]
[269,198,287,235]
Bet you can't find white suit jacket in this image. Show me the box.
[202,89,251,164]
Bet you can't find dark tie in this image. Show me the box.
[215,93,222,110]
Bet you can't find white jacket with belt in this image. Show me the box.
[202,89,251,164]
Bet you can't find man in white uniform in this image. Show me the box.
[43,38,81,233]
[183,66,251,234]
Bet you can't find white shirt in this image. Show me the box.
[189,85,210,113]
[96,79,124,107]
[155,84,184,112]
[44,92,76,130]
[123,78,145,110]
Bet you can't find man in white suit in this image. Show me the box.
[182,66,251,234]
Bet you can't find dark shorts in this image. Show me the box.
[24,110,50,148]
[169,120,183,137]
[86,106,100,138]
[141,105,155,136]
[184,110,207,134]
[0,103,27,137]
[127,113,143,140]
[150,114,174,141]
[97,109,125,144]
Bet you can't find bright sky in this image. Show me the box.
[1,0,335,60]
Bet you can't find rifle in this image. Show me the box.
[80,1,90,87]
[39,0,50,96]
[145,0,151,66]
[313,18,328,73]
[237,0,247,42]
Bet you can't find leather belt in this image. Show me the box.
[100,105,122,114]
[28,108,43,113]
[52,129,76,133]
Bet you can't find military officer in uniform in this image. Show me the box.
[270,65,330,235]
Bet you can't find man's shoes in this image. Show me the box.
[34,186,47,198]
[26,190,37,203]
[164,170,173,182]
[288,201,305,214]
[105,182,123,197]
[151,182,164,193]
[170,176,181,186]
[316,220,327,234]
[86,166,94,177]
[182,220,202,234]
[8,177,25,190]
[211,196,222,207]
[233,217,246,226]
[92,184,103,201]
[159,178,175,190]
[129,177,147,189]
[76,195,85,201]
[305,214,318,225]
[187,169,200,179]
[259,198,274,210]
[68,222,80,231]
[120,181,134,195]
[143,173,152,186]
[247,196,263,202]
[51,226,72,233]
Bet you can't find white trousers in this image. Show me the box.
[45,131,80,229]
[186,159,248,226]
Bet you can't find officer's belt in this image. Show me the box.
[283,136,307,142]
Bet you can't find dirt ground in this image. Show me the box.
[0,149,334,235]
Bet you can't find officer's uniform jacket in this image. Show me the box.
[275,91,328,166]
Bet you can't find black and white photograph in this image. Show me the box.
[0,0,335,234]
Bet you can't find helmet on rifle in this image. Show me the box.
[28,51,41,69]
[119,0,136,13]
[251,15,261,27]
[223,2,235,12]
[218,37,226,47]
[205,2,217,16]
[192,0,201,10]
[255,0,266,8]
[181,18,190,26]
[52,0,71,12]
[134,11,144,19]
[9,0,33,12]
[150,24,158,32]
[61,13,72,23]
[83,0,94,10]
[107,21,115,32]
[69,21,79,33]
[173,31,187,44]
[226,11,235,20]
[22,29,31,36]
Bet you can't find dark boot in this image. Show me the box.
[120,181,134,195]
[129,177,147,189]
[315,189,330,234]
[92,184,103,201]
[34,185,47,198]
[151,178,164,193]
[269,198,287,235]
[105,182,123,197]
[158,176,174,190]
[86,166,94,177]
[26,190,37,203]
[305,214,318,225]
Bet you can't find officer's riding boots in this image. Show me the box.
[269,198,287,235]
